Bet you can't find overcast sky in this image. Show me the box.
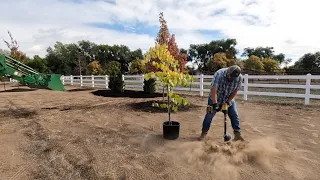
[0,0,319,65]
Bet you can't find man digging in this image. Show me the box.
[198,65,245,141]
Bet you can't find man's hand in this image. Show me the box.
[212,103,220,111]
[226,101,232,107]
[206,103,220,114]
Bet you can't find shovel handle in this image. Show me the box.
[224,114,227,135]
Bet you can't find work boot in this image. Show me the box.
[233,131,244,141]
[198,131,208,141]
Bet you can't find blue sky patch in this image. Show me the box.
[196,29,226,40]
[87,22,160,36]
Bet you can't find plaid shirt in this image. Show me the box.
[209,68,242,104]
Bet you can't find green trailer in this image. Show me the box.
[0,54,65,91]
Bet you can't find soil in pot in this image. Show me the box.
[163,120,180,140]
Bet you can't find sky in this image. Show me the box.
[0,0,319,66]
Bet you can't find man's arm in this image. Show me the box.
[226,76,242,103]
[211,86,218,104]
[210,71,221,104]
[226,89,238,103]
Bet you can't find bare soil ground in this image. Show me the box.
[0,84,320,180]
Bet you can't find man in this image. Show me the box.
[198,65,244,141]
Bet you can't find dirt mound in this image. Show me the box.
[171,137,281,180]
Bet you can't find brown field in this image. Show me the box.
[0,83,320,180]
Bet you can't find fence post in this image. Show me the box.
[105,75,108,89]
[122,75,125,89]
[200,74,204,96]
[305,73,311,105]
[70,75,73,85]
[61,76,65,85]
[141,74,144,90]
[80,75,83,87]
[91,75,94,87]
[244,74,249,101]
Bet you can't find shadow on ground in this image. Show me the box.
[127,100,202,113]
[67,87,96,92]
[91,90,165,98]
[0,88,38,93]
[1,108,38,118]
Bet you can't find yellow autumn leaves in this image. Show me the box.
[142,43,194,112]
[142,44,193,89]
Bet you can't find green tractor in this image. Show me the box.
[0,54,65,91]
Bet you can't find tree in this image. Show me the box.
[105,61,121,75]
[0,49,10,55]
[187,39,238,72]
[207,52,236,73]
[106,61,124,92]
[147,12,187,73]
[3,31,27,63]
[92,44,138,74]
[243,55,264,74]
[155,12,171,45]
[262,58,279,74]
[167,34,187,72]
[286,52,320,74]
[129,58,146,74]
[45,42,79,75]
[242,46,274,59]
[142,44,194,113]
[283,58,292,67]
[87,60,103,75]
[25,55,48,73]
[242,46,287,64]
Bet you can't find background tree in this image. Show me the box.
[25,55,48,73]
[3,31,27,63]
[105,61,121,76]
[243,55,264,74]
[207,52,236,73]
[187,39,238,72]
[262,58,279,74]
[87,60,103,75]
[285,52,320,74]
[129,58,146,74]
[0,49,10,55]
[242,46,287,65]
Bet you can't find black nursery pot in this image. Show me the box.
[163,120,180,140]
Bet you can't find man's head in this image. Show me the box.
[226,65,241,82]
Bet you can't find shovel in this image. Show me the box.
[221,103,232,142]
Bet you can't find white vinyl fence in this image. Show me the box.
[61,74,320,105]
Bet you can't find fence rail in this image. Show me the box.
[60,73,320,105]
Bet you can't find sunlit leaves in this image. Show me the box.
[244,55,264,73]
[87,60,103,75]
[142,43,194,112]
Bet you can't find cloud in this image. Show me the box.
[0,0,319,66]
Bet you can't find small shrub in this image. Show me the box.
[106,61,124,92]
[143,78,156,94]
[108,72,124,92]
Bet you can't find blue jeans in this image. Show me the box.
[202,98,241,134]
